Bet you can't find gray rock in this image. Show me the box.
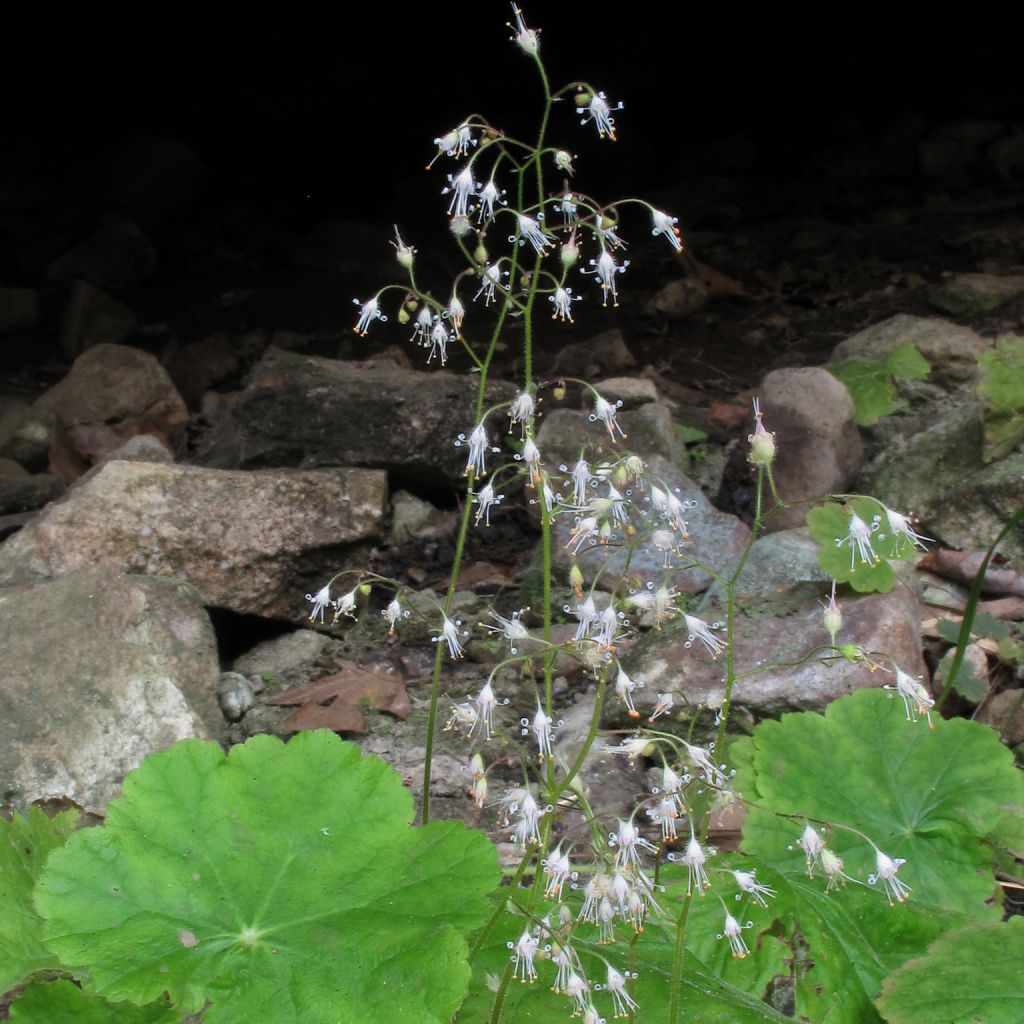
[200,349,514,486]
[60,280,137,359]
[756,367,863,531]
[389,489,450,543]
[593,376,659,410]
[216,672,256,721]
[44,218,159,287]
[232,629,332,677]
[95,434,174,467]
[830,314,987,387]
[987,133,1024,182]
[644,277,709,319]
[0,567,220,814]
[919,120,1004,179]
[627,586,925,717]
[551,328,636,377]
[0,286,40,334]
[0,400,51,470]
[0,461,387,620]
[928,273,1024,317]
[0,459,61,514]
[977,689,1024,746]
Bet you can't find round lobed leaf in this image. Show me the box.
[0,806,78,992]
[36,731,500,1024]
[876,917,1024,1024]
[8,979,177,1024]
[735,688,1023,916]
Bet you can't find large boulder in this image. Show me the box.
[0,567,221,814]
[0,460,387,620]
[199,349,515,486]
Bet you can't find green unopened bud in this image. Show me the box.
[747,397,776,466]
[600,214,616,231]
[552,383,567,401]
[839,643,865,664]
[560,236,579,268]
[391,226,415,269]
[575,91,591,108]
[822,582,842,644]
[397,306,411,325]
[474,241,489,265]
[569,564,584,598]
[554,150,575,175]
[357,583,373,597]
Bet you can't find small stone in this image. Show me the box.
[216,672,256,721]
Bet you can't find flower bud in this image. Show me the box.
[397,306,411,325]
[839,643,865,663]
[560,235,580,268]
[450,214,473,237]
[569,564,584,598]
[575,91,591,108]
[748,398,776,466]
[474,241,489,265]
[357,583,373,597]
[822,581,842,644]
[554,150,575,175]
[552,383,567,401]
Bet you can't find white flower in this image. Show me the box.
[333,587,359,621]
[615,665,642,717]
[518,438,542,485]
[732,869,777,908]
[554,149,576,175]
[512,790,543,846]
[509,2,539,55]
[583,249,629,307]
[543,845,572,899]
[506,391,535,440]
[550,286,576,322]
[390,226,415,269]
[353,297,386,336]
[427,317,450,364]
[869,849,911,905]
[650,796,680,840]
[484,608,530,653]
[473,481,504,525]
[579,89,621,140]
[445,701,478,736]
[884,667,935,728]
[607,735,651,757]
[456,421,493,478]
[565,972,590,1015]
[512,212,555,254]
[612,818,656,870]
[680,830,711,894]
[883,505,931,553]
[683,614,726,657]
[556,190,578,226]
[474,262,506,305]
[719,911,750,958]
[682,739,727,786]
[383,597,402,636]
[434,614,466,659]
[604,966,639,1016]
[443,165,476,217]
[473,680,498,738]
[651,208,683,251]
[574,595,598,641]
[649,692,675,724]
[566,515,599,555]
[473,180,502,224]
[570,457,591,506]
[837,511,879,571]
[447,294,465,337]
[820,848,854,893]
[305,584,332,623]
[510,929,538,982]
[411,305,433,344]
[430,122,476,166]
[531,705,555,760]
[797,824,826,876]
[652,528,680,568]
[592,393,626,440]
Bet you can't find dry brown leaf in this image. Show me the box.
[918,550,1024,598]
[281,702,367,733]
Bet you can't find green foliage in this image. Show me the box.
[876,916,1024,1024]
[828,343,930,426]
[8,980,177,1024]
[0,806,78,992]
[734,688,1022,917]
[807,496,917,592]
[977,335,1024,460]
[35,731,499,1024]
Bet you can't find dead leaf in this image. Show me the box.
[264,660,410,735]
[918,550,1024,598]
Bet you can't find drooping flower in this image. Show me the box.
[472,680,499,739]
[508,391,535,437]
[443,165,476,217]
[333,587,359,621]
[556,190,578,226]
[680,829,712,894]
[612,818,657,871]
[566,515,600,555]
[513,212,555,254]
[476,178,505,223]
[605,966,639,1016]
[719,911,750,958]
[411,305,433,344]
[550,286,577,322]
[353,296,386,335]
[456,421,493,478]
[574,594,599,641]
[429,122,476,166]
[484,608,530,653]
[884,667,935,728]
[434,614,466,659]
[518,438,542,485]
[474,262,506,305]
[868,849,911,905]
[427,317,450,365]
[683,614,726,657]
[473,481,504,526]
[531,705,555,760]
[820,847,854,893]
[543,845,572,899]
[681,739,728,786]
[579,89,621,140]
[584,248,629,307]
[447,294,465,337]
[592,393,626,440]
[883,505,932,554]
[797,824,826,876]
[651,208,683,251]
[305,584,333,623]
[383,597,402,636]
[837,511,879,571]
[571,456,591,506]
[732,869,777,908]
[510,928,538,982]
[614,664,642,717]
[649,691,675,722]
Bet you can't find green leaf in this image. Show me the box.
[458,900,790,1023]
[977,335,1024,414]
[828,344,929,426]
[935,649,988,703]
[658,860,963,1024]
[0,806,78,992]
[8,980,177,1024]
[806,498,902,593]
[676,423,708,444]
[36,731,500,1024]
[876,917,1024,1024]
[735,689,1022,917]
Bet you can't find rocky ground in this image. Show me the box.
[1,118,1022,891]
